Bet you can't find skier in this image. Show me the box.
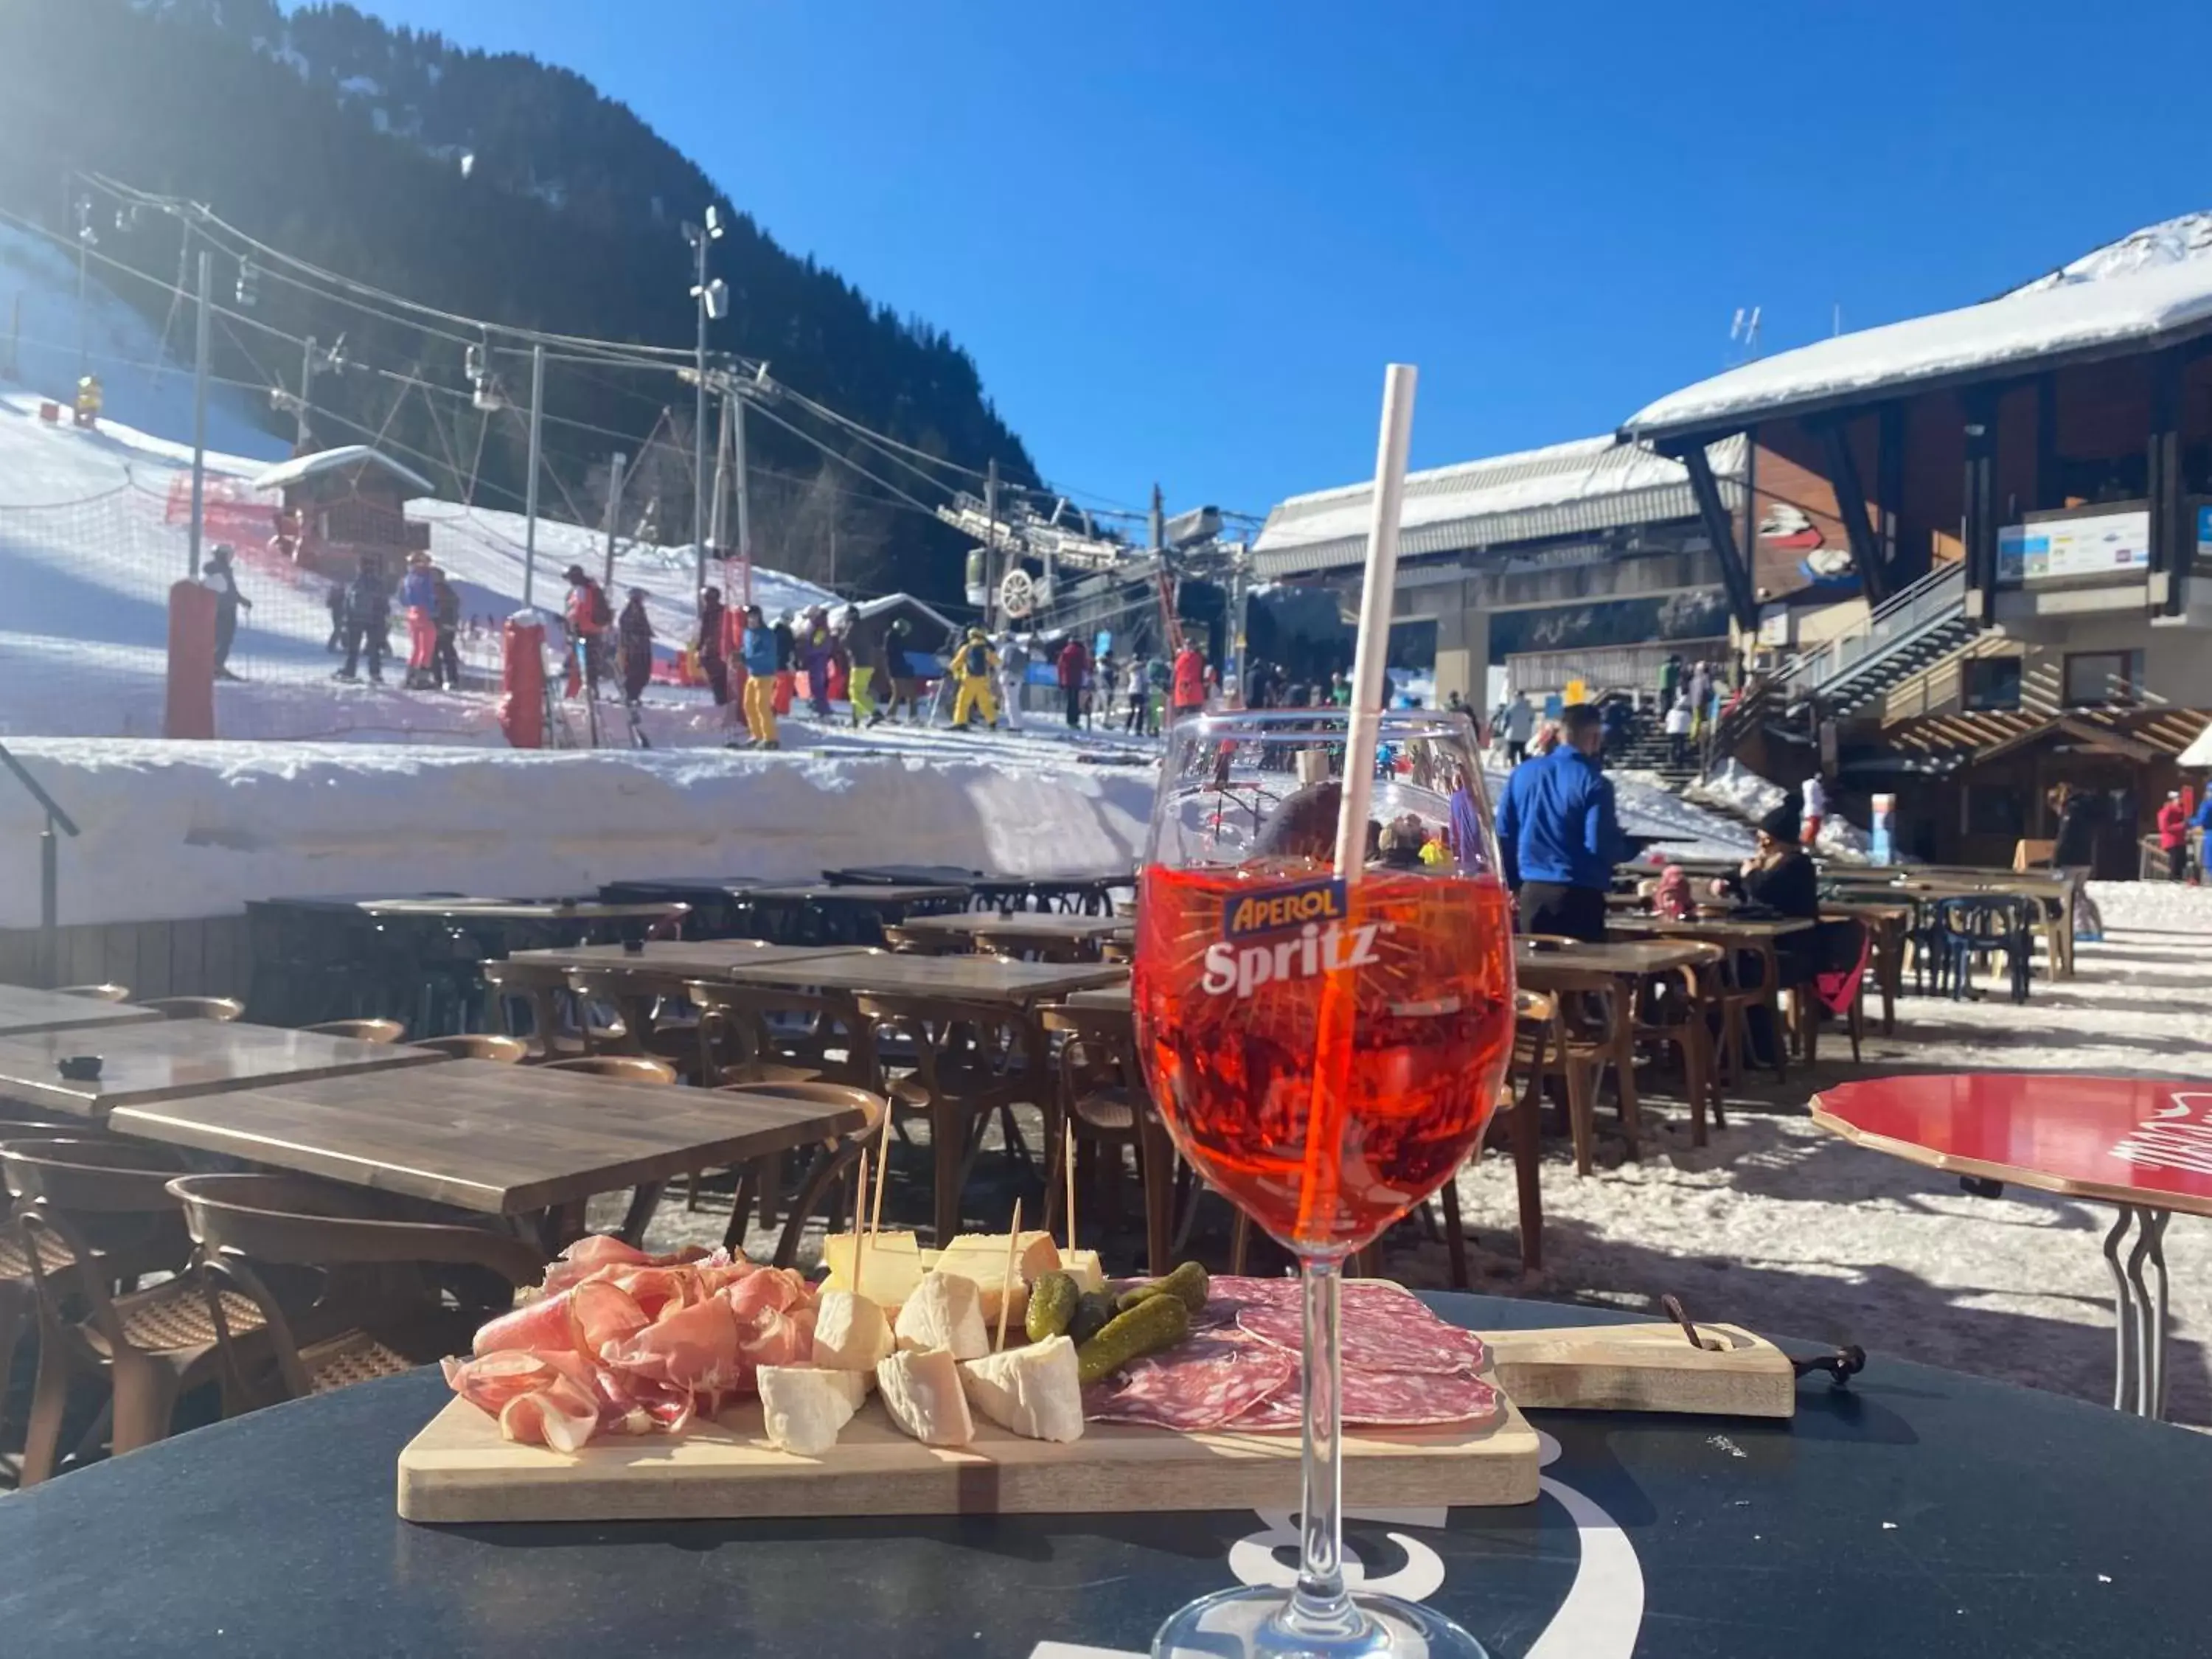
[1664,692,1693,766]
[884,616,923,723]
[73,374,101,430]
[842,605,887,727]
[203,544,252,681]
[695,588,729,706]
[1171,639,1207,724]
[1057,634,1090,730]
[1096,648,1117,726]
[618,588,655,705]
[1801,773,1828,847]
[399,551,438,689]
[997,633,1029,731]
[324,574,348,654]
[771,611,798,717]
[431,566,463,690]
[735,602,780,749]
[800,607,837,716]
[950,627,1001,728]
[334,556,390,685]
[562,565,613,700]
[1123,655,1149,734]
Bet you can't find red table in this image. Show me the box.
[1813,1073,2212,1419]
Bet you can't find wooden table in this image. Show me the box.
[892,912,1128,951]
[1813,1073,2212,1419]
[970,869,1135,916]
[1824,868,2078,978]
[0,986,164,1039]
[1057,982,1134,1014]
[355,899,684,923]
[1607,914,1816,1083]
[737,885,973,947]
[714,951,1129,1242]
[504,939,858,982]
[109,1060,866,1243]
[1514,937,1708,985]
[1514,936,1715,1158]
[0,1020,447,1119]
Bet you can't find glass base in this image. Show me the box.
[1151,1584,1489,1659]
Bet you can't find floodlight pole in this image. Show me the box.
[692,229,712,592]
[187,248,212,578]
[522,343,545,608]
[733,387,754,607]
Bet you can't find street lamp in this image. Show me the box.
[684,207,727,589]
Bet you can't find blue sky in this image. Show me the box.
[346,1,2212,526]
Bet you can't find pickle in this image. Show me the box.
[1068,1289,1119,1346]
[1116,1260,1210,1315]
[1025,1270,1080,1343]
[1076,1291,1191,1386]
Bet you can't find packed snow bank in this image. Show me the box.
[0,739,1152,928]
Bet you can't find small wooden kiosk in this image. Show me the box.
[251,446,435,580]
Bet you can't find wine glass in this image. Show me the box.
[1132,706,1515,1659]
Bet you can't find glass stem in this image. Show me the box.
[1287,1254,1363,1638]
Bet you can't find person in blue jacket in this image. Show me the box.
[1493,702,1626,942]
[734,603,782,749]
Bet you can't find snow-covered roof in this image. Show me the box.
[855,591,958,636]
[251,445,437,498]
[1624,238,2212,442]
[2011,210,2212,296]
[1251,433,1745,579]
[2180,717,2212,769]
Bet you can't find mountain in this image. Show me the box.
[0,0,1036,602]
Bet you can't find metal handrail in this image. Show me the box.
[0,742,80,985]
[1777,563,1967,692]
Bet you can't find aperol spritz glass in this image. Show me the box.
[1133,706,1514,1659]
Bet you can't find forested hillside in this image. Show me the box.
[0,0,1036,600]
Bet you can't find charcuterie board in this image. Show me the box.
[397,1321,1793,1524]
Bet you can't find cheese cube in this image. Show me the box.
[821,1230,923,1310]
[959,1334,1085,1443]
[812,1289,895,1373]
[893,1270,989,1361]
[758,1365,866,1456]
[1060,1249,1106,1294]
[875,1346,975,1447]
[928,1231,1061,1324]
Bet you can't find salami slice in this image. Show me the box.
[1237,1289,1488,1375]
[1225,1368,1501,1432]
[1084,1333,1297,1431]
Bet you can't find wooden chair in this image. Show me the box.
[715,1082,888,1265]
[54,984,131,1003]
[1710,940,1785,1090]
[562,967,700,1077]
[1519,948,1633,1175]
[414,1033,529,1064]
[1040,1002,1175,1276]
[1632,942,1722,1144]
[881,925,967,956]
[139,995,246,1023]
[684,978,855,1085]
[534,1055,678,1243]
[1420,989,1557,1282]
[1795,917,1871,1066]
[300,1018,408,1045]
[1,1138,252,1484]
[0,1121,96,1454]
[164,1174,544,1410]
[481,959,591,1062]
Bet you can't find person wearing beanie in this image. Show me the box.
[1711,798,1821,1066]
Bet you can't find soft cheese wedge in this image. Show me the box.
[821,1230,924,1310]
[875,1346,975,1447]
[959,1334,1085,1443]
[812,1288,895,1372]
[893,1270,989,1361]
[927,1231,1062,1322]
[757,1365,869,1456]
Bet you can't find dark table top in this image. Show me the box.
[0,1020,448,1119]
[504,940,858,979]
[895,912,1129,942]
[0,985,163,1039]
[108,1061,868,1214]
[4,1297,2207,1658]
[1514,938,1708,982]
[821,864,983,888]
[596,876,771,902]
[713,950,1130,1008]
[1608,914,1817,943]
[743,884,974,907]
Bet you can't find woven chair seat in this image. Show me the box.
[0,1227,78,1280]
[94,1280,267,1356]
[303,1329,418,1394]
[1072,1088,1137,1135]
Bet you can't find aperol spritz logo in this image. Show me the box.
[1203,877,1384,998]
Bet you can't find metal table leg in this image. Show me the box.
[2102,1208,2139,1413]
[2125,1208,2172,1419]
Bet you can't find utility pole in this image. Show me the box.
[984,458,1000,633]
[692,234,711,589]
[296,335,317,451]
[187,248,212,578]
[708,379,732,593]
[602,451,627,589]
[1149,482,1164,554]
[74,195,93,382]
[732,387,754,607]
[522,343,545,608]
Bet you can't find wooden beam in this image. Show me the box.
[1675,443,1759,630]
[1961,389,1998,626]
[1877,403,1905,577]
[2033,372,2059,511]
[2146,349,2185,617]
[1816,417,1889,605]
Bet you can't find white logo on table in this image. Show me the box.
[1227,1507,1448,1600]
[2109,1092,2212,1176]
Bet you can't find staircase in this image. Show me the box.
[1606,717,1700,790]
[1777,564,1975,717]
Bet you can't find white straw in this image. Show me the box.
[1330,364,1419,883]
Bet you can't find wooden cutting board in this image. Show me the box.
[397,1323,1794,1524]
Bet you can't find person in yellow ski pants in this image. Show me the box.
[950,627,1000,728]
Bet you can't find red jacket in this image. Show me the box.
[566,579,611,638]
[1057,639,1088,689]
[1172,647,1206,709]
[2158,799,2188,849]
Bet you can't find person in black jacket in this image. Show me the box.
[1711,801,1820,1065]
[430,568,463,689]
[204,544,252,680]
[334,556,390,685]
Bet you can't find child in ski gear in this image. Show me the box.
[951,627,1001,728]
[737,604,780,748]
[400,551,438,689]
[617,588,655,704]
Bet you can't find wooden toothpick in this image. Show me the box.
[1062,1130,1077,1259]
[869,1124,892,1243]
[850,1149,871,1295]
[995,1199,1022,1352]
